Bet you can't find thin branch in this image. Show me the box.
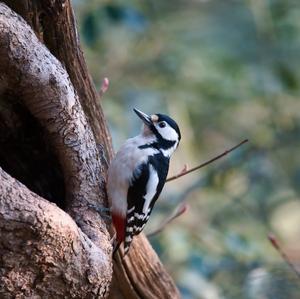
[268,232,300,280]
[167,139,248,182]
[147,202,188,238]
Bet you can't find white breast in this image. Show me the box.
[107,135,158,217]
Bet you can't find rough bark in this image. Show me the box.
[0,167,109,298]
[0,2,112,297]
[6,0,113,156]
[0,0,112,254]
[111,236,181,298]
[0,1,181,298]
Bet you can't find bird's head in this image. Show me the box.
[133,108,181,156]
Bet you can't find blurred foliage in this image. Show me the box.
[74,0,300,298]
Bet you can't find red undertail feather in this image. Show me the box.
[112,213,125,243]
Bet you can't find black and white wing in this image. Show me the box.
[124,154,169,253]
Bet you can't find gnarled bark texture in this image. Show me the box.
[0,1,180,298]
[0,167,109,298]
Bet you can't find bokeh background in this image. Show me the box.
[74,1,300,298]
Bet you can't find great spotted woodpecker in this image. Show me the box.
[107,108,181,254]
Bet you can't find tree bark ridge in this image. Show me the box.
[0,1,112,255]
[0,167,110,298]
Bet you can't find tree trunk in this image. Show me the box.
[0,1,180,298]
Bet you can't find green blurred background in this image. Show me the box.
[74,1,300,298]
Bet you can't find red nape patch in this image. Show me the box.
[112,213,125,243]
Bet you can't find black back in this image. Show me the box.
[124,152,169,252]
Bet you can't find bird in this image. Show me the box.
[107,108,181,254]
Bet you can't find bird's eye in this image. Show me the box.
[158,122,166,128]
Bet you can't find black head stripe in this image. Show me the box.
[138,139,176,150]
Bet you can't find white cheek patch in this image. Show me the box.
[156,125,178,142]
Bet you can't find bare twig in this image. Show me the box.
[147,202,188,238]
[268,232,300,279]
[99,77,109,98]
[167,139,248,182]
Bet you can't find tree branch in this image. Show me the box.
[0,167,110,298]
[0,3,112,296]
[112,234,181,299]
[147,202,188,238]
[0,0,111,247]
[268,233,300,280]
[167,139,248,182]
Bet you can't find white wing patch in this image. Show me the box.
[107,134,158,217]
[127,206,135,214]
[142,164,159,215]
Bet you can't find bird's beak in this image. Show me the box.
[133,108,152,126]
